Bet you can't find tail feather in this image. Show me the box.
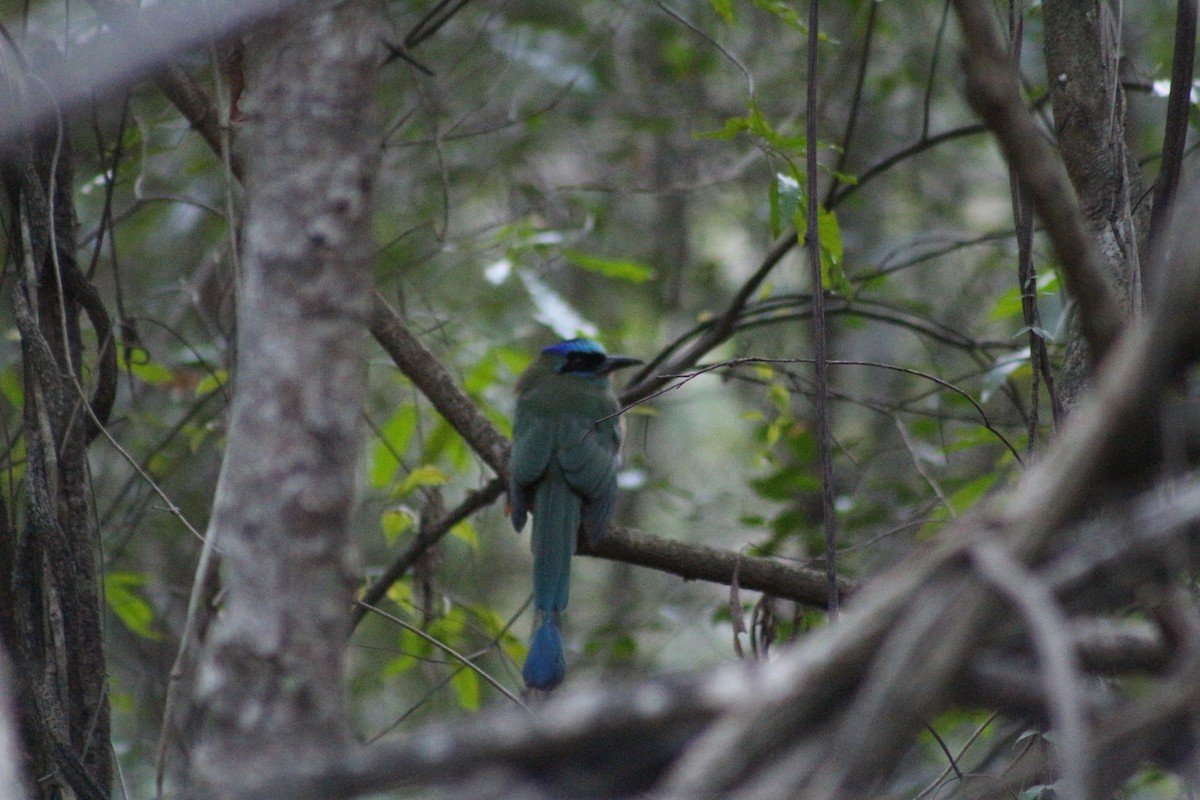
[531,466,580,614]
[523,616,566,690]
[524,465,579,690]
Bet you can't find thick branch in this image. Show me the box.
[584,527,852,608]
[200,606,1184,800]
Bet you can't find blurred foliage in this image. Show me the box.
[0,0,1193,795]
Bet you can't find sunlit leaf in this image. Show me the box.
[464,355,498,395]
[392,464,449,499]
[381,506,416,545]
[104,572,162,640]
[753,0,807,32]
[117,348,174,387]
[451,668,481,711]
[385,579,413,608]
[981,349,1030,402]
[369,404,417,489]
[771,172,801,239]
[194,369,227,397]
[450,519,478,550]
[989,271,1062,321]
[564,250,656,283]
[0,363,23,408]
[694,114,752,141]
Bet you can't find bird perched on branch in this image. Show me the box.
[509,338,643,690]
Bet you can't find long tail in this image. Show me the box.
[523,466,579,690]
[523,616,565,690]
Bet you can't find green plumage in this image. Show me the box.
[509,339,640,690]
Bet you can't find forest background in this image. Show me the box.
[2,0,1200,798]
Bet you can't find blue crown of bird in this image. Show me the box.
[509,338,643,690]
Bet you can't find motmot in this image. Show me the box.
[509,338,643,690]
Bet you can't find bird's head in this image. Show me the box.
[542,338,643,377]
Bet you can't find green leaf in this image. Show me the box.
[694,114,752,141]
[710,0,734,23]
[381,506,416,545]
[793,202,850,296]
[392,464,449,499]
[385,579,413,608]
[564,250,656,283]
[947,472,999,513]
[464,356,498,395]
[194,369,228,397]
[818,207,843,268]
[0,363,23,408]
[772,172,802,239]
[981,350,1030,403]
[450,519,479,550]
[817,207,850,295]
[116,347,175,387]
[496,346,533,377]
[384,625,433,677]
[451,668,481,711]
[369,404,417,489]
[989,271,1061,321]
[753,0,807,32]
[749,466,820,501]
[104,572,162,640]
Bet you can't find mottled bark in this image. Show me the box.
[187,1,382,795]
[1043,0,1146,407]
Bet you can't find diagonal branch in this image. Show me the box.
[368,293,511,476]
[951,0,1123,363]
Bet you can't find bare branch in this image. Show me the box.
[583,526,853,609]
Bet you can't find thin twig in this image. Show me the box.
[616,357,1023,465]
[823,0,877,209]
[352,478,506,628]
[657,1,754,96]
[804,0,839,617]
[357,601,528,711]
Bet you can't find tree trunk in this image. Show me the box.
[186,1,382,795]
[1042,0,1145,406]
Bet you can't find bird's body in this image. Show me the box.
[509,339,641,690]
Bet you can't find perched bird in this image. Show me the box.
[509,338,643,690]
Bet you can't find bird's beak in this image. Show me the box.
[601,355,643,375]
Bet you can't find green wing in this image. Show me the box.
[558,414,621,546]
